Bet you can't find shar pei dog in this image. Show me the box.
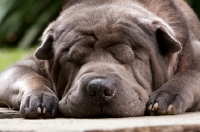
[1,0,200,119]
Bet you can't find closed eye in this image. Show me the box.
[106,44,134,64]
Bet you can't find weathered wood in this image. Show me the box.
[93,125,200,132]
[0,108,200,132]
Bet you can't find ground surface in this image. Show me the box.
[0,108,200,132]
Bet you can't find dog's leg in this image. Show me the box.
[147,70,200,115]
[0,56,59,118]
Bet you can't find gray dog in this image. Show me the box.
[0,0,200,118]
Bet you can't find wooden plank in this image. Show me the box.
[1,108,200,132]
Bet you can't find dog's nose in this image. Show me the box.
[86,78,115,97]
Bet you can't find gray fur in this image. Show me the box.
[0,0,200,118]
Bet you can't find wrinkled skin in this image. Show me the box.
[0,0,200,119]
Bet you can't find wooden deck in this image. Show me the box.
[0,108,200,132]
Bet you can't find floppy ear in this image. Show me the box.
[153,22,182,54]
[35,33,54,60]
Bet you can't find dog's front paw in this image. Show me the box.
[20,89,59,119]
[146,90,188,115]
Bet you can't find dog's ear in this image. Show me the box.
[35,33,54,60]
[153,22,182,54]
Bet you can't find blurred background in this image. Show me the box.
[0,0,199,71]
[0,0,65,49]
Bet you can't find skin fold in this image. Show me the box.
[0,0,200,118]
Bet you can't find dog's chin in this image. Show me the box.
[59,100,147,118]
[58,85,148,118]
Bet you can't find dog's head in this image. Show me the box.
[35,1,182,117]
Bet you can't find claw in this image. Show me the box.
[167,104,173,114]
[152,103,158,111]
[37,107,42,114]
[43,107,47,114]
[148,104,153,111]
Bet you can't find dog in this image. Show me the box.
[0,0,200,118]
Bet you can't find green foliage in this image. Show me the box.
[185,0,200,18]
[0,0,65,48]
[0,48,34,72]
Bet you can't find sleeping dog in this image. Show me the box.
[0,0,200,118]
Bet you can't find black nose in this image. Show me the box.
[86,78,115,97]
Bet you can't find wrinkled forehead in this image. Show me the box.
[55,1,156,33]
[50,1,158,53]
[61,1,156,21]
